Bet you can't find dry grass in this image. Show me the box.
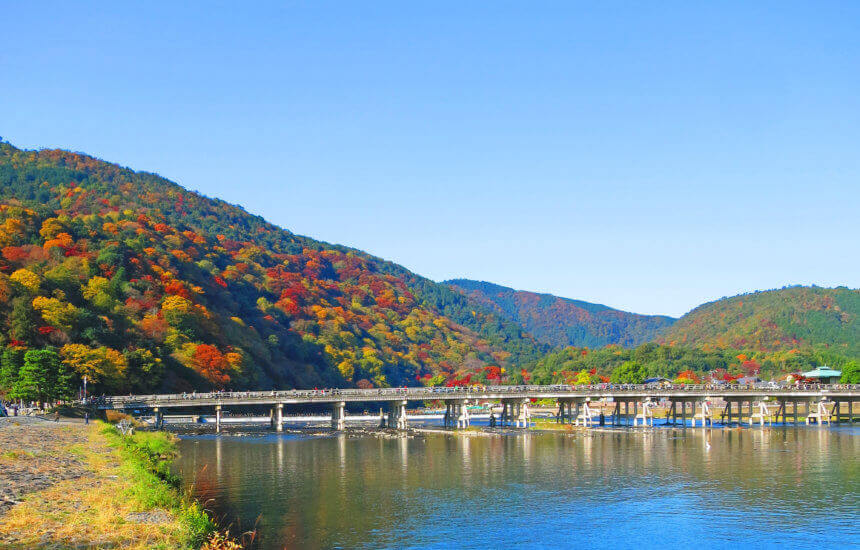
[0,423,213,549]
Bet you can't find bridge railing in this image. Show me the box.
[92,383,857,408]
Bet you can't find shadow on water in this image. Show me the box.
[173,427,859,549]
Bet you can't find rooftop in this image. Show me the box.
[802,366,842,378]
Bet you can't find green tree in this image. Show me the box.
[610,361,648,384]
[11,349,55,403]
[840,361,859,384]
[0,346,25,392]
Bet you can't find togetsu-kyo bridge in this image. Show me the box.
[96,384,859,432]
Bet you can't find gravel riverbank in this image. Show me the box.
[0,417,90,516]
[0,417,215,549]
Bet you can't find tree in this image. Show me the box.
[193,344,231,387]
[11,349,62,404]
[0,346,25,392]
[840,361,859,384]
[60,344,127,392]
[610,361,647,384]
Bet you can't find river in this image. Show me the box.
[173,425,858,549]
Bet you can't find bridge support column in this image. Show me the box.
[387,400,408,430]
[633,400,654,427]
[500,399,519,426]
[692,399,711,427]
[850,400,854,423]
[516,399,531,428]
[153,407,164,430]
[331,401,345,430]
[275,403,283,432]
[215,405,222,433]
[457,401,470,429]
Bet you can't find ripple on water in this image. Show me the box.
[173,428,859,549]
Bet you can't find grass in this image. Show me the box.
[0,421,220,549]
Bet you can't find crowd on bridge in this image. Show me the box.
[93,381,857,407]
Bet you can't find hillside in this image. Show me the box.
[660,286,860,357]
[447,279,676,348]
[0,142,544,396]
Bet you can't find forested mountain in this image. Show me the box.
[0,141,544,397]
[447,279,676,348]
[660,286,859,357]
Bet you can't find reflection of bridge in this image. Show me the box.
[95,384,859,432]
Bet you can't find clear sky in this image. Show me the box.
[2,2,858,317]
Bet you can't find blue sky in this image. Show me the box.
[2,2,858,317]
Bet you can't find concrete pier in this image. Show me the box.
[331,401,345,430]
[387,400,408,430]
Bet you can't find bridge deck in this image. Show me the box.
[96,384,858,410]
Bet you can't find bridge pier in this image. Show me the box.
[574,400,599,427]
[443,400,470,429]
[153,407,164,430]
[331,401,345,430]
[632,400,654,427]
[500,399,518,427]
[806,400,833,425]
[556,399,574,424]
[215,405,222,433]
[516,399,531,428]
[692,399,711,427]
[387,400,408,430]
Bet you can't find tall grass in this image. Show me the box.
[99,422,216,547]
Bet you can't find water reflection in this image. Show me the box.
[175,428,859,549]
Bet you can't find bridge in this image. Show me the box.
[95,384,859,432]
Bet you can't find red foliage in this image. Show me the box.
[164,280,190,299]
[38,326,56,335]
[2,246,29,263]
[193,344,231,387]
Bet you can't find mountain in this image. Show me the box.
[521,286,859,386]
[659,286,860,357]
[0,141,544,395]
[446,279,676,348]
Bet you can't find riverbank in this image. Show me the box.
[0,417,224,549]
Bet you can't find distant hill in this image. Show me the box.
[0,142,543,395]
[446,279,676,348]
[660,286,860,356]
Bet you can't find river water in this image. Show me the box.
[173,426,859,549]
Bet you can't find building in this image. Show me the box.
[802,366,842,384]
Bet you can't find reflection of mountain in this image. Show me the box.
[174,430,857,548]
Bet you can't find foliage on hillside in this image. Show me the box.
[524,341,857,386]
[447,279,676,348]
[0,142,542,395]
[660,286,859,356]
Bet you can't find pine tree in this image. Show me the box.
[11,348,66,404]
[0,346,25,392]
[54,358,78,401]
[11,350,51,404]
